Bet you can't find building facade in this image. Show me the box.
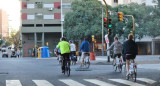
[0,9,9,39]
[21,0,74,57]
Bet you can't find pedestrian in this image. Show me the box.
[122,34,138,76]
[17,48,21,58]
[107,36,122,65]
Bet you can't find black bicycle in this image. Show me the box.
[62,59,71,77]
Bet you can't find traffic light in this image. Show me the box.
[92,35,94,41]
[104,18,108,28]
[118,12,123,22]
[108,29,111,35]
[108,18,112,28]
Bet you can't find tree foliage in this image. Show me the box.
[9,30,20,48]
[64,0,105,41]
[110,3,159,39]
[64,1,160,40]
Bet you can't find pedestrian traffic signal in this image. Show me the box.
[104,18,108,28]
[92,35,94,41]
[108,18,112,28]
[108,29,111,35]
[118,12,123,22]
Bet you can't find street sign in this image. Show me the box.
[105,34,109,43]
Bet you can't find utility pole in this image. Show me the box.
[61,0,63,37]
[102,8,104,56]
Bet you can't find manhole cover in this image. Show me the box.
[0,72,9,74]
[75,68,91,71]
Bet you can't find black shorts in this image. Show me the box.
[113,54,121,58]
[125,55,136,60]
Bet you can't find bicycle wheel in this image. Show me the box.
[66,66,70,77]
[114,65,117,71]
[118,64,122,72]
[126,74,129,80]
[85,61,90,68]
[131,72,136,82]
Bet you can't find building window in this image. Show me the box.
[62,3,71,8]
[43,4,54,8]
[35,2,43,8]
[44,24,61,27]
[27,15,35,20]
[27,4,34,8]
[28,34,34,40]
[37,33,42,41]
[114,0,118,3]
[36,24,43,27]
[22,24,34,27]
[43,15,54,19]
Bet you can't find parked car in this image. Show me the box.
[2,48,8,58]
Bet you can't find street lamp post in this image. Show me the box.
[102,8,104,56]
[61,0,63,37]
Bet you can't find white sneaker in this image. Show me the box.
[126,72,130,76]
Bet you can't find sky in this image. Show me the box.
[0,0,21,31]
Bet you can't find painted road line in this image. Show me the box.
[137,78,156,84]
[6,80,22,86]
[33,80,54,86]
[109,79,145,86]
[59,79,85,86]
[84,79,116,86]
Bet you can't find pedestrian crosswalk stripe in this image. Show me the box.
[109,79,145,86]
[84,79,116,86]
[137,78,156,84]
[6,80,22,86]
[33,80,54,86]
[59,79,85,86]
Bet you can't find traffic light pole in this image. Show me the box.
[102,8,104,56]
[124,15,135,40]
[102,0,110,62]
[102,0,108,18]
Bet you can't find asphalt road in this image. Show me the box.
[0,58,159,86]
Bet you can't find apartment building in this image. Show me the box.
[21,0,74,57]
[0,9,9,39]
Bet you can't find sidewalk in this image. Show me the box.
[91,55,160,64]
[35,55,160,64]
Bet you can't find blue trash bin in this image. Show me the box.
[41,47,50,58]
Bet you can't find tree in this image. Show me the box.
[64,0,105,41]
[110,3,157,39]
[9,29,20,48]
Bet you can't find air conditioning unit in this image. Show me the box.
[35,2,42,4]
[49,8,53,11]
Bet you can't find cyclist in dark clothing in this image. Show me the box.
[122,34,138,76]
